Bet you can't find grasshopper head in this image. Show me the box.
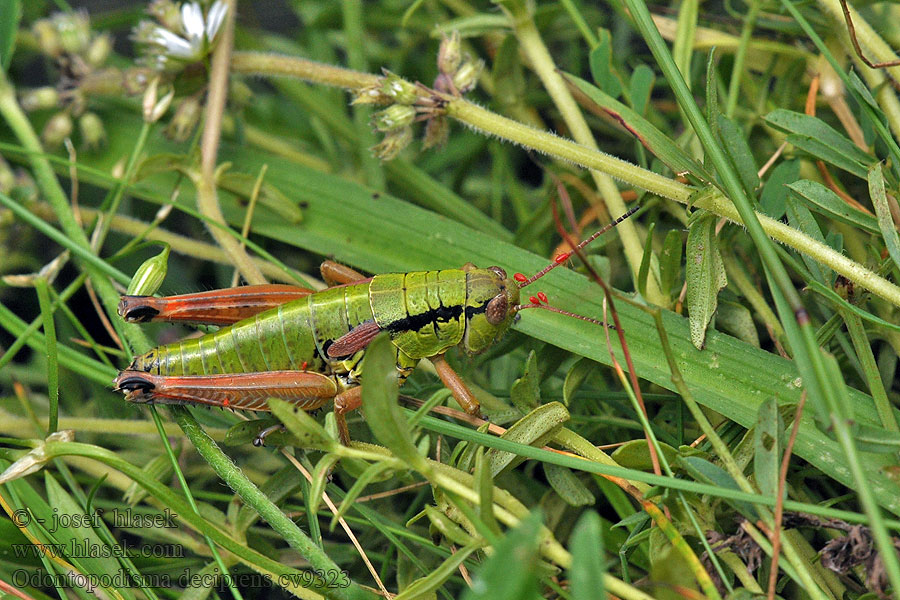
[461,264,520,355]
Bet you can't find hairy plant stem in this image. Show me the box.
[228,52,900,308]
[506,7,664,303]
[198,0,265,285]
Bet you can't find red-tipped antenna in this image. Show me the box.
[514,206,640,289]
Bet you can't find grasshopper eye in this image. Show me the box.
[488,266,506,279]
[486,294,508,325]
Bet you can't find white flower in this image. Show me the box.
[134,1,228,69]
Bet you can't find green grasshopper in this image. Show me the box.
[114,209,636,444]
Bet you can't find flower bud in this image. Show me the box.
[372,126,413,161]
[126,244,170,296]
[351,83,392,105]
[20,87,59,112]
[123,67,154,95]
[32,19,62,57]
[0,430,73,484]
[86,33,112,67]
[41,112,73,148]
[54,11,91,55]
[148,0,183,33]
[381,71,418,104]
[452,58,483,94]
[79,112,106,150]
[165,96,201,142]
[142,77,174,122]
[437,31,462,75]
[372,104,417,132]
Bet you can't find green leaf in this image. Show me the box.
[268,397,338,452]
[610,440,679,471]
[563,357,595,407]
[423,505,480,547]
[563,72,713,181]
[659,229,683,300]
[716,300,760,347]
[629,65,655,116]
[786,134,869,179]
[754,398,784,498]
[0,0,20,71]
[487,402,570,477]
[588,30,622,98]
[474,447,501,536]
[764,109,875,169]
[717,114,759,194]
[510,350,541,412]
[396,542,480,600]
[331,462,394,530]
[462,511,544,600]
[361,333,429,472]
[678,456,758,520]
[868,163,900,271]
[568,511,606,600]
[637,221,655,297]
[759,159,800,219]
[787,179,879,233]
[785,196,829,285]
[685,213,727,349]
[544,463,595,506]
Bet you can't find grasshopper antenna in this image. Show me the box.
[512,205,639,289]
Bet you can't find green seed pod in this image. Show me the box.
[78,112,106,150]
[41,112,73,148]
[372,104,417,132]
[126,245,170,296]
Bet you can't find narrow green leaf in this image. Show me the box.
[544,463,595,506]
[487,402,570,477]
[659,229,683,299]
[787,179,879,233]
[629,65,655,116]
[868,163,900,271]
[785,196,829,284]
[754,398,784,498]
[563,358,595,407]
[509,350,541,412]
[568,511,606,600]
[396,542,480,600]
[716,300,760,347]
[563,72,712,181]
[332,462,394,530]
[716,114,759,194]
[786,134,869,179]
[0,0,21,71]
[610,440,679,471]
[307,453,341,517]
[45,473,136,600]
[588,31,622,98]
[764,109,875,167]
[268,397,338,453]
[474,447,501,536]
[685,213,727,349]
[361,333,429,472]
[678,456,758,520]
[423,505,480,548]
[759,159,800,219]
[462,511,544,600]
[637,221,655,298]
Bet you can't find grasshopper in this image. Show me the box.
[114,209,636,444]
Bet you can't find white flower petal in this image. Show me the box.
[181,2,205,41]
[205,1,228,40]
[150,27,195,58]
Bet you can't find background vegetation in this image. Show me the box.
[1,0,900,598]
